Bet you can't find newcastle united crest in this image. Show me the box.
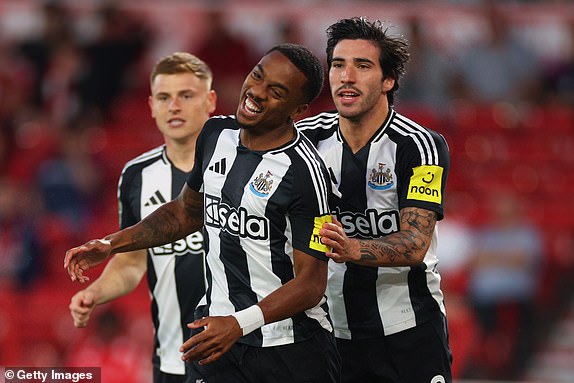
[250,171,274,197]
[368,163,394,190]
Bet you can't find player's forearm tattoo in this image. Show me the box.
[358,208,436,266]
[136,202,188,246]
[402,208,436,237]
[132,192,204,250]
[181,190,204,227]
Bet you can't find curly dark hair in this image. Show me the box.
[326,17,410,105]
[266,43,324,104]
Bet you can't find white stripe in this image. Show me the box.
[327,262,349,338]
[118,146,165,222]
[210,114,236,120]
[204,128,240,318]
[153,256,185,374]
[242,151,296,346]
[375,267,416,335]
[140,159,185,374]
[296,111,338,130]
[300,131,330,208]
[390,121,428,164]
[394,121,431,164]
[392,115,439,165]
[299,138,330,211]
[304,296,333,332]
[295,142,329,214]
[398,114,439,164]
[123,145,165,168]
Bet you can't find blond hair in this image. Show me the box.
[150,52,213,89]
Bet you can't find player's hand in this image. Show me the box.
[69,290,97,328]
[180,316,243,365]
[320,216,360,263]
[64,239,112,283]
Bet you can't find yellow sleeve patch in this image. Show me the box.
[309,214,332,252]
[407,165,443,204]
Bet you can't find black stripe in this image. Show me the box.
[147,252,160,363]
[171,166,186,199]
[408,264,441,325]
[155,190,167,203]
[220,147,261,311]
[339,143,385,336]
[221,157,226,174]
[344,264,385,337]
[204,228,212,308]
[266,166,294,286]
[339,142,367,215]
[175,252,206,342]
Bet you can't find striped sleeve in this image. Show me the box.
[388,113,450,219]
[287,137,334,259]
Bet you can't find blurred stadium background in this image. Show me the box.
[0,0,573,382]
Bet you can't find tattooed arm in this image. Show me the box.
[65,184,204,282]
[109,184,204,253]
[320,207,436,267]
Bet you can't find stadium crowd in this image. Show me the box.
[1,1,573,381]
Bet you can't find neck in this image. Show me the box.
[240,122,295,151]
[165,137,196,172]
[339,104,390,153]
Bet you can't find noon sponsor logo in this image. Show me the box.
[410,185,439,197]
[407,165,443,204]
[205,194,269,240]
[309,215,332,252]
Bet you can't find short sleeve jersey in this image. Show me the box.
[119,145,206,375]
[186,115,336,347]
[297,109,450,339]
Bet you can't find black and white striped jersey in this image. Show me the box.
[297,109,450,340]
[187,115,337,347]
[119,145,206,375]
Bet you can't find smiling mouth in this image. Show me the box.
[338,90,360,100]
[242,96,263,116]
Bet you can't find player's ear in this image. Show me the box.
[382,76,395,93]
[290,103,309,121]
[148,95,155,118]
[207,90,217,114]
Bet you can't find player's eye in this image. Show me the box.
[251,70,263,80]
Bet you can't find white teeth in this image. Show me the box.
[168,119,184,127]
[245,98,262,113]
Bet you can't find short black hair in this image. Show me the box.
[266,43,324,104]
[326,17,409,105]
